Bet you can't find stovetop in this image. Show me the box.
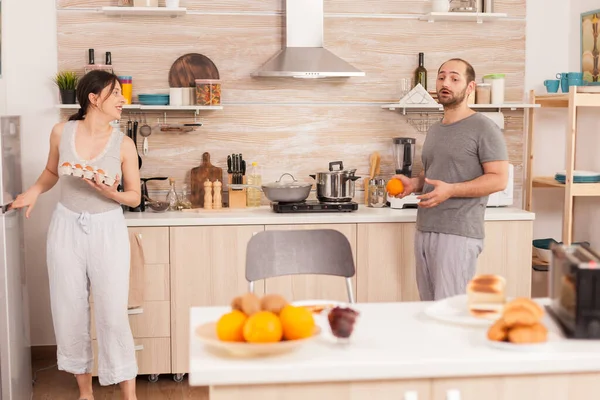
[271,200,359,213]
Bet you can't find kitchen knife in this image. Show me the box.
[227,155,232,174]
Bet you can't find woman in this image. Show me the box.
[11,70,140,400]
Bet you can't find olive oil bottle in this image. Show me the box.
[414,52,427,90]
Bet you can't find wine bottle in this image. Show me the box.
[414,52,427,90]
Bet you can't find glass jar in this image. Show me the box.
[118,76,132,105]
[195,79,222,106]
[117,0,133,6]
[368,179,387,208]
[178,184,193,210]
[475,83,492,104]
[449,0,477,12]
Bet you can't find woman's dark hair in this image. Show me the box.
[69,70,121,121]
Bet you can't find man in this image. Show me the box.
[394,59,509,301]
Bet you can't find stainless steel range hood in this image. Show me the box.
[252,0,365,79]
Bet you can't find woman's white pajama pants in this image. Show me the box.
[47,202,137,386]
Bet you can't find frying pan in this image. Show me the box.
[230,173,312,203]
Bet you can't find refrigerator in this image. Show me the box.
[0,116,32,400]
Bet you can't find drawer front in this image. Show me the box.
[92,337,171,376]
[128,227,169,264]
[90,264,170,303]
[91,301,170,339]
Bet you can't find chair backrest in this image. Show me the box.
[245,229,356,282]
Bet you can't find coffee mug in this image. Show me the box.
[544,79,560,93]
[556,73,569,93]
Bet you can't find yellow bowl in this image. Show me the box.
[195,322,321,358]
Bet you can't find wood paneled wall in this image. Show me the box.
[57,0,526,205]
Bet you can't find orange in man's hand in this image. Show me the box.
[386,178,404,196]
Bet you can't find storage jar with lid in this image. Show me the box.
[475,82,492,104]
[195,79,221,106]
[483,74,505,104]
[118,76,132,105]
[368,178,387,208]
[449,0,477,12]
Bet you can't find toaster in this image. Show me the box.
[547,242,600,339]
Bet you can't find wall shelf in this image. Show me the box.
[100,6,187,17]
[532,176,600,196]
[419,12,508,23]
[381,102,539,114]
[56,104,222,111]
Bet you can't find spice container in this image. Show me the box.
[119,76,132,105]
[368,178,387,208]
[117,0,133,5]
[475,83,491,104]
[483,74,505,104]
[195,79,222,106]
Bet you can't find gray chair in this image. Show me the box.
[245,229,356,303]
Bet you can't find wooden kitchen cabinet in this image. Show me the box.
[476,220,533,298]
[431,373,600,400]
[170,225,265,374]
[356,222,419,302]
[210,379,431,400]
[263,224,358,303]
[91,227,172,379]
[356,221,533,303]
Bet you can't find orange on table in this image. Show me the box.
[216,310,247,342]
[386,178,404,196]
[243,311,283,343]
[279,304,315,340]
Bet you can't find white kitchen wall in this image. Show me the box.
[3,0,59,345]
[526,0,600,246]
[1,0,595,346]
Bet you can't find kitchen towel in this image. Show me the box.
[128,231,145,309]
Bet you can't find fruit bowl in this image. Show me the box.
[195,322,321,358]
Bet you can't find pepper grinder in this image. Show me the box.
[213,179,222,209]
[204,179,213,209]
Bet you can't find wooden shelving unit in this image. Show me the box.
[525,86,600,246]
[418,12,508,23]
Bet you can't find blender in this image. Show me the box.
[388,137,420,209]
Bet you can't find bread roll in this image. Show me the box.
[467,275,506,319]
[507,323,548,344]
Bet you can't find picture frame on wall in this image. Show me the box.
[581,9,599,85]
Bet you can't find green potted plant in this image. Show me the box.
[53,71,79,104]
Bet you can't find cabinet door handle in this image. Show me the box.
[128,308,144,315]
[134,344,144,351]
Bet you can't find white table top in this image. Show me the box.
[188,300,600,387]
[125,205,534,227]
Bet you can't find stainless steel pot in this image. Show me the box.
[230,173,312,203]
[310,161,360,202]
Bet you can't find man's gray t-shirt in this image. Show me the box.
[416,113,508,239]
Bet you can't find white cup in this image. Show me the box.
[165,0,180,8]
[169,88,183,106]
[431,0,449,12]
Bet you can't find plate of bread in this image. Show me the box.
[486,297,549,351]
[424,274,507,326]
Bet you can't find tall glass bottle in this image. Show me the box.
[414,52,427,90]
[165,177,179,211]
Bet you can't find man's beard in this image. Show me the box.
[438,87,467,108]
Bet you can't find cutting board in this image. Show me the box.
[168,53,220,88]
[190,152,223,208]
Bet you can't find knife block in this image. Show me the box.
[228,174,247,208]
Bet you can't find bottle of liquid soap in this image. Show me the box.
[246,162,262,207]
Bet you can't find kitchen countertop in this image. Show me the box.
[124,205,535,227]
[188,300,600,387]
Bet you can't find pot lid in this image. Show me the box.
[262,173,312,189]
[316,161,356,175]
